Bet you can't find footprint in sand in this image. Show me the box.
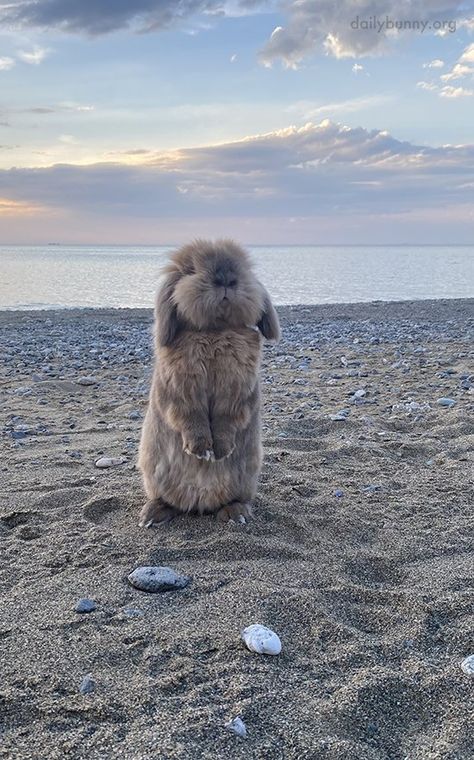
[83,496,123,525]
[0,511,44,540]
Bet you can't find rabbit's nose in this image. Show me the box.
[214,268,237,288]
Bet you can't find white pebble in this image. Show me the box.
[76,376,98,386]
[225,717,247,738]
[241,624,281,655]
[437,397,455,407]
[461,654,474,675]
[95,456,126,468]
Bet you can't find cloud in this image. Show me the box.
[439,84,474,97]
[460,43,474,64]
[17,46,50,64]
[0,57,15,71]
[285,96,389,119]
[1,120,472,223]
[423,59,444,68]
[258,1,466,67]
[352,63,364,73]
[22,103,94,114]
[417,81,438,90]
[438,43,474,84]
[0,0,266,35]
[0,197,46,216]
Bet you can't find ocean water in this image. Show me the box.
[0,245,473,310]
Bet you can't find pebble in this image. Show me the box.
[79,675,95,695]
[352,389,366,399]
[225,717,247,738]
[329,408,350,421]
[363,484,382,494]
[334,489,344,498]
[437,397,456,407]
[10,430,28,440]
[13,386,32,396]
[129,410,141,420]
[95,456,126,468]
[461,654,474,675]
[241,624,282,655]
[128,566,191,593]
[76,376,98,386]
[75,598,96,613]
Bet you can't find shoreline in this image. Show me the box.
[0,295,473,320]
[1,298,473,758]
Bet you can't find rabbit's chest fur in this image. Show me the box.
[159,326,262,397]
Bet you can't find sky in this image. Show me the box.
[0,0,473,244]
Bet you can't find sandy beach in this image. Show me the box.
[1,299,473,760]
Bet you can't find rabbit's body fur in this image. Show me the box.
[138,240,279,526]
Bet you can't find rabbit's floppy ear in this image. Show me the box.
[257,285,280,341]
[155,272,180,347]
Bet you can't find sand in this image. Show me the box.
[0,300,473,759]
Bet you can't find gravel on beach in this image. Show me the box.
[0,299,473,759]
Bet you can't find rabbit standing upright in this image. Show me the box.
[138,239,280,526]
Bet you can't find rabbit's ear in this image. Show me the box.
[155,273,180,347]
[257,286,280,341]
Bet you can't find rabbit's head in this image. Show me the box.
[155,239,280,346]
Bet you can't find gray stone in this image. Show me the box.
[128,566,191,593]
[75,598,96,613]
[79,675,95,694]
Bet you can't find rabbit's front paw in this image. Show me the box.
[212,435,235,461]
[183,434,215,461]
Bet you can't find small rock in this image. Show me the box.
[75,598,96,614]
[95,456,126,468]
[128,566,191,593]
[461,654,474,675]
[242,624,281,655]
[129,410,141,420]
[437,397,455,408]
[225,717,247,738]
[329,408,350,422]
[352,389,366,399]
[76,376,98,386]
[334,489,344,498]
[363,484,382,494]
[13,386,32,396]
[79,675,95,695]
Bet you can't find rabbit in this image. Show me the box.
[138,239,280,526]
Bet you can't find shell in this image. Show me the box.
[128,566,190,593]
[241,624,281,655]
[225,717,247,738]
[461,654,474,675]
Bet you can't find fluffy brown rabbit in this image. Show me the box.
[138,239,280,526]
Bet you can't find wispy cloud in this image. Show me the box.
[285,95,390,120]
[0,56,15,71]
[417,81,438,91]
[17,46,50,64]
[440,84,474,98]
[423,59,444,68]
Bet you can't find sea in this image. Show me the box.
[0,245,473,310]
